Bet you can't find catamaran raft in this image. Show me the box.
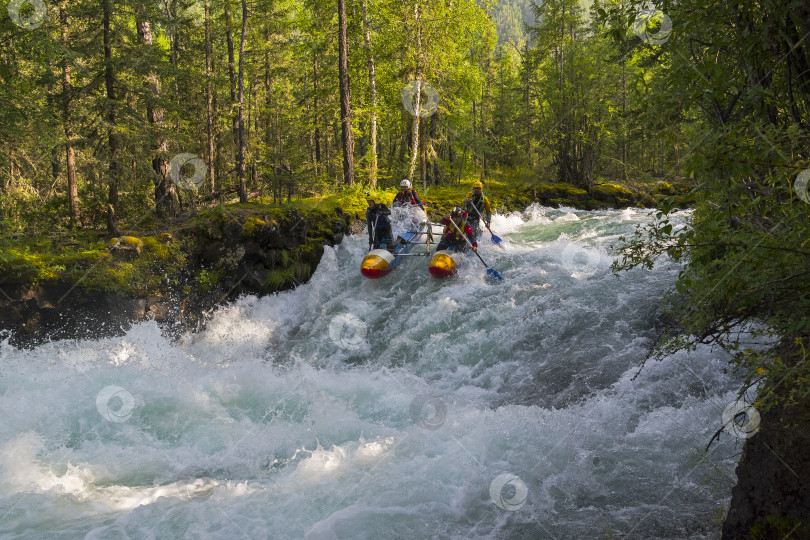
[360,204,502,281]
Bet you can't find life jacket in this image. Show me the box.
[464,193,491,221]
[443,218,471,243]
[394,189,420,206]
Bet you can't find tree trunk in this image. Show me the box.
[409,83,421,183]
[472,99,476,138]
[408,0,422,183]
[313,53,321,175]
[60,5,78,225]
[387,138,398,182]
[325,131,331,178]
[337,0,355,186]
[236,0,248,202]
[103,0,119,235]
[429,115,437,186]
[225,0,238,183]
[621,62,627,181]
[448,129,455,183]
[205,0,216,193]
[620,0,627,182]
[419,115,426,191]
[360,0,377,189]
[163,0,179,114]
[481,66,488,179]
[137,19,178,219]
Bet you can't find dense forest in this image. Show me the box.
[1,0,693,234]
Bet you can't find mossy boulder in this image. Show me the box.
[109,236,144,261]
[553,183,590,200]
[654,180,676,196]
[525,179,691,210]
[527,183,590,207]
[592,183,637,207]
[0,250,42,286]
[242,217,268,237]
[177,204,349,295]
[119,236,143,247]
[593,183,633,196]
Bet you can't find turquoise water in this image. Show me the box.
[0,205,745,539]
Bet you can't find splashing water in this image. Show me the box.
[0,205,745,539]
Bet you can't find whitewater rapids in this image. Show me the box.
[0,205,747,539]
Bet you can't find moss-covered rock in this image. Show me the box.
[593,183,633,197]
[140,237,158,249]
[553,183,590,200]
[241,217,268,237]
[722,385,810,539]
[654,180,676,195]
[591,183,638,208]
[109,236,144,261]
[119,236,143,247]
[584,199,613,210]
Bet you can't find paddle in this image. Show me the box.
[465,197,502,246]
[447,216,503,281]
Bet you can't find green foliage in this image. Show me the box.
[195,268,225,292]
[0,228,188,295]
[241,217,268,237]
[610,0,810,410]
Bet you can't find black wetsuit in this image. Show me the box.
[366,204,394,249]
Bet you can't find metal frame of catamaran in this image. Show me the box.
[360,217,501,280]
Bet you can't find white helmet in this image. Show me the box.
[400,179,411,189]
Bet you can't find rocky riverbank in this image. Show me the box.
[0,203,356,348]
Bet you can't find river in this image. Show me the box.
[0,204,748,539]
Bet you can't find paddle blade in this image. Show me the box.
[490,233,502,246]
[486,268,503,281]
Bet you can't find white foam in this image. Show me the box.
[0,207,740,539]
